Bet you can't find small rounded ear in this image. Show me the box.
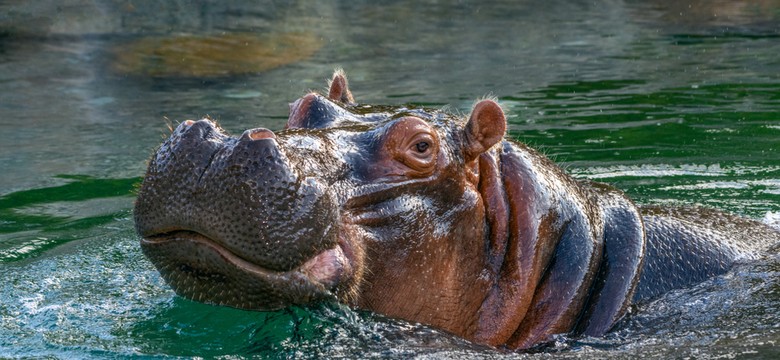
[463,100,507,161]
[327,69,355,104]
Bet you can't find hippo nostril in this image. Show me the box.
[175,119,195,133]
[175,119,221,140]
[241,128,276,141]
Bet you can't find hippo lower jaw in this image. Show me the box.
[140,229,356,310]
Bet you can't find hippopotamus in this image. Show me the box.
[134,70,780,350]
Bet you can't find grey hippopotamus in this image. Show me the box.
[134,70,780,350]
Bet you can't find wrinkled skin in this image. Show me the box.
[134,70,780,350]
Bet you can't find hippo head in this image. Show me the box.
[134,70,507,338]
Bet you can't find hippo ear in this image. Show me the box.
[463,99,507,161]
[327,69,355,104]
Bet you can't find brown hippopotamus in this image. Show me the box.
[134,70,780,350]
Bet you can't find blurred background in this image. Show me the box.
[1,0,779,358]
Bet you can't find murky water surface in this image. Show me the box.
[1,1,780,358]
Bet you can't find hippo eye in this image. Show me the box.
[415,141,430,153]
[380,116,439,179]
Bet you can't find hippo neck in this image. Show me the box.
[472,141,606,348]
[475,149,511,276]
[472,143,556,346]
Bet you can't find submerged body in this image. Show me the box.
[134,71,780,349]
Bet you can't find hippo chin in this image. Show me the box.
[134,70,780,350]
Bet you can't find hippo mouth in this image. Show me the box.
[140,229,356,310]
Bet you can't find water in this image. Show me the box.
[1,0,780,358]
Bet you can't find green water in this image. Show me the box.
[1,0,780,358]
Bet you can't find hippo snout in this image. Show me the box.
[134,119,346,309]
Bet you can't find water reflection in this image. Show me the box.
[630,0,780,31]
[112,32,322,77]
[0,176,137,261]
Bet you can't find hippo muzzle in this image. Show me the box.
[134,119,355,310]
